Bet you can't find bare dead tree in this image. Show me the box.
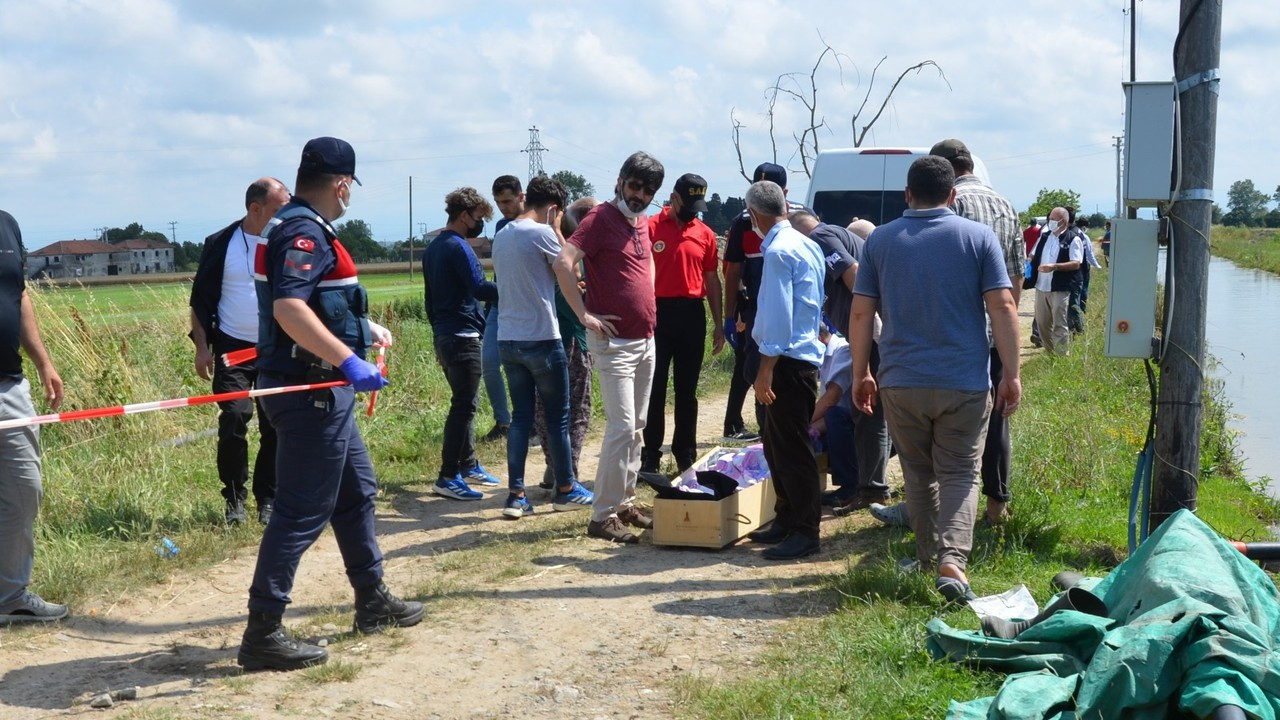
[729,34,950,179]
[730,109,750,182]
[850,58,951,148]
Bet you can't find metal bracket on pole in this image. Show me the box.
[1175,68,1220,95]
[1173,189,1214,202]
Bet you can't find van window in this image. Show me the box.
[811,190,909,228]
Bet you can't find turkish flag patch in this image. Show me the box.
[292,237,315,253]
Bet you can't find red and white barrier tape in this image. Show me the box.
[0,380,350,432]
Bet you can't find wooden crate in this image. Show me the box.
[652,447,776,549]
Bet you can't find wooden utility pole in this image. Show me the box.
[1150,0,1221,530]
[408,176,414,280]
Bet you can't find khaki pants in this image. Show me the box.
[1034,290,1071,355]
[881,387,992,571]
[586,333,655,523]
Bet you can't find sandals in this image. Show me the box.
[935,576,977,606]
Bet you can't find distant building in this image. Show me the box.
[28,238,175,279]
[111,239,176,274]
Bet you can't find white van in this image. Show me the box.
[805,147,991,228]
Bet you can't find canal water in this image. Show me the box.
[1151,251,1278,492]
[1198,255,1279,493]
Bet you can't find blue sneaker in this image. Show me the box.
[502,493,534,519]
[551,481,594,512]
[462,464,502,487]
[433,475,483,501]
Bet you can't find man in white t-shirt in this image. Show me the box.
[491,174,595,520]
[189,178,290,526]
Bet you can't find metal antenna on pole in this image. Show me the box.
[522,126,548,181]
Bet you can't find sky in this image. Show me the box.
[1,0,1276,251]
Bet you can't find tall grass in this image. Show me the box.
[679,265,1280,719]
[1209,226,1280,274]
[19,275,481,605]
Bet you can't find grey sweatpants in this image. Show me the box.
[0,376,42,606]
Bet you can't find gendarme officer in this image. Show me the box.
[237,137,422,671]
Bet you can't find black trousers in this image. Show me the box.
[212,331,276,507]
[761,356,820,539]
[980,348,1012,503]
[643,298,706,467]
[434,335,482,479]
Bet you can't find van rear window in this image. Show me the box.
[812,191,909,228]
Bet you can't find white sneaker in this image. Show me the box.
[0,590,69,625]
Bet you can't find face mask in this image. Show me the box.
[748,211,763,239]
[613,194,644,221]
[335,182,350,219]
[466,216,484,239]
[1047,219,1060,233]
[676,206,698,223]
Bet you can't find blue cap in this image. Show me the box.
[299,136,361,185]
[753,162,786,189]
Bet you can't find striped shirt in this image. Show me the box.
[951,175,1024,284]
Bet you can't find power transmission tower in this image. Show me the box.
[167,221,178,244]
[1150,0,1221,531]
[522,126,548,181]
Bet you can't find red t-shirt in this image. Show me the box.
[647,206,719,299]
[568,201,656,339]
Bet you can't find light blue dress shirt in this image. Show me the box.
[751,220,825,366]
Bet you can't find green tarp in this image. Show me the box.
[927,510,1280,719]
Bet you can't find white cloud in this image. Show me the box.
[0,0,1275,246]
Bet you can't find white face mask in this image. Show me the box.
[1047,219,1060,233]
[748,211,763,239]
[336,182,351,220]
[613,194,643,221]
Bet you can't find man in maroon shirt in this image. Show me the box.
[640,173,725,475]
[554,151,665,544]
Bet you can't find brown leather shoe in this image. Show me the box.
[616,504,654,529]
[587,516,639,544]
[833,494,892,517]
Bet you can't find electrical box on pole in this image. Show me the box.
[1122,82,1175,208]
[1104,219,1160,358]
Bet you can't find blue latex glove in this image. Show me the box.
[723,317,739,351]
[339,354,389,392]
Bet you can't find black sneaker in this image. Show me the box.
[723,429,761,442]
[353,582,424,634]
[257,501,273,525]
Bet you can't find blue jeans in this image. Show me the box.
[824,405,858,488]
[499,339,574,494]
[482,306,511,426]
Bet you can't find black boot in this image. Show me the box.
[237,611,328,671]
[981,587,1108,639]
[353,581,424,634]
